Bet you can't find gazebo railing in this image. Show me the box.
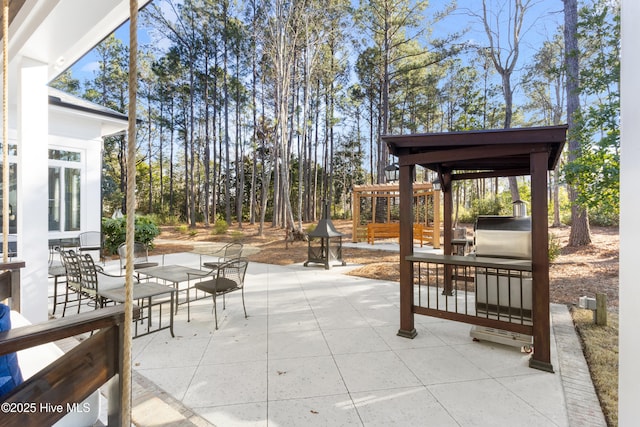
[407,254,534,337]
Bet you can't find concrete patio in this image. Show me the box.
[50,249,605,426]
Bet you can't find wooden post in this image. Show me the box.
[432,187,441,249]
[398,164,416,338]
[529,151,553,372]
[442,171,453,295]
[352,190,359,242]
[595,293,608,326]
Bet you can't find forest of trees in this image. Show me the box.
[51,0,619,240]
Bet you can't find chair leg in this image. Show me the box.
[62,285,72,317]
[77,290,83,314]
[241,288,247,319]
[213,293,218,330]
[51,276,59,315]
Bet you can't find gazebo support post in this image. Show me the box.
[352,191,359,243]
[442,171,454,295]
[397,164,417,338]
[432,189,441,249]
[529,151,554,372]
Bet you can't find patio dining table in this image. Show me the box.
[99,282,177,338]
[134,264,209,321]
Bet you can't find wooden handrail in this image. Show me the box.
[0,305,131,356]
[0,305,139,427]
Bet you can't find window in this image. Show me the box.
[49,149,81,232]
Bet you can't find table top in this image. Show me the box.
[49,237,79,248]
[134,264,209,283]
[98,282,176,303]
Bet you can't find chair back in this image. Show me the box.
[219,258,248,289]
[223,243,244,261]
[77,253,99,295]
[60,250,81,288]
[117,242,151,270]
[79,231,102,248]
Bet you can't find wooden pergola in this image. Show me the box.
[384,125,567,372]
[351,182,441,246]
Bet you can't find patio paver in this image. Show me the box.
[48,250,606,426]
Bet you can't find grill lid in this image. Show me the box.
[474,216,531,259]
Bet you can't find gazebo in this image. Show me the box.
[383,125,567,372]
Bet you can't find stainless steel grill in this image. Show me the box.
[471,203,533,347]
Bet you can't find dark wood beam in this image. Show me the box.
[452,169,531,180]
[398,144,551,167]
[384,125,567,154]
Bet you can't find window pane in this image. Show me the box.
[49,149,80,162]
[64,168,81,231]
[49,167,61,231]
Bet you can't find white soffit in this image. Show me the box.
[8,0,153,81]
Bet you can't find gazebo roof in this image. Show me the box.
[384,125,567,177]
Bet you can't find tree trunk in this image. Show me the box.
[235,52,243,229]
[203,52,211,227]
[223,3,232,225]
[564,0,591,245]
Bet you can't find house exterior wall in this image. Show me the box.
[49,108,106,236]
[6,92,125,323]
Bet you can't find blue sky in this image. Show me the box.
[69,0,564,95]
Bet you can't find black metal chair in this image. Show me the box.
[78,231,103,263]
[189,258,249,329]
[200,242,243,270]
[76,253,128,310]
[117,242,159,272]
[59,249,83,316]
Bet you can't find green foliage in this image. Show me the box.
[589,207,619,227]
[458,197,509,224]
[150,213,181,227]
[212,219,229,235]
[175,224,189,234]
[548,233,561,262]
[101,215,160,255]
[564,2,620,220]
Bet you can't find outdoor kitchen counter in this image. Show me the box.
[406,253,532,271]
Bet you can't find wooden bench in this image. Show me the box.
[366,223,435,247]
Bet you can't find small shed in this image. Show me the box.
[383,125,567,372]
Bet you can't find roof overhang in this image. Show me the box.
[384,125,568,180]
[2,0,152,83]
[48,88,128,137]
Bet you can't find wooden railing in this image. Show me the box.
[0,305,137,426]
[407,253,535,338]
